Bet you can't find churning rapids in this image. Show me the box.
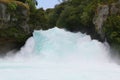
[0,27,120,80]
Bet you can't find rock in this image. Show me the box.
[0,38,19,56]
[93,4,109,40]
[93,1,120,53]
[110,1,120,14]
[93,1,120,40]
[0,0,31,55]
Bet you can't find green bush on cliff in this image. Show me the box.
[103,15,120,45]
[46,3,66,28]
[8,2,17,10]
[56,6,82,31]
[29,8,48,30]
[0,27,28,42]
[25,0,37,12]
[1,0,120,46]
[54,0,96,32]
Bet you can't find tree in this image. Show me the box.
[58,0,68,2]
[56,6,82,31]
[29,8,48,30]
[16,0,38,12]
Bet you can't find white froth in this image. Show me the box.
[0,27,120,80]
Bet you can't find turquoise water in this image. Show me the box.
[0,27,120,80]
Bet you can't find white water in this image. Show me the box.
[0,27,120,80]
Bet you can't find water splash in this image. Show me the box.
[0,27,120,80]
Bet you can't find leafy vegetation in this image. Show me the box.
[45,0,120,51]
[0,0,120,52]
[103,15,120,45]
[0,27,28,42]
[29,8,48,30]
[8,2,17,10]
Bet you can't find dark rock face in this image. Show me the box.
[0,39,18,56]
[110,0,120,14]
[0,1,31,55]
[93,1,120,39]
[93,1,120,53]
[93,5,109,40]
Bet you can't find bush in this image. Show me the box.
[103,15,120,45]
[8,2,17,11]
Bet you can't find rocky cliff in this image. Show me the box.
[93,4,109,40]
[0,0,31,55]
[93,0,120,53]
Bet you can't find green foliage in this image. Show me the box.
[29,8,48,30]
[80,2,95,26]
[8,2,17,11]
[0,27,28,42]
[46,3,66,28]
[2,0,120,47]
[16,0,26,3]
[56,6,82,31]
[55,0,96,32]
[47,11,58,28]
[47,0,119,32]
[97,0,118,4]
[16,0,38,11]
[26,0,37,12]
[103,15,120,45]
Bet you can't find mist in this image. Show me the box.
[0,27,120,80]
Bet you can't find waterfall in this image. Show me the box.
[0,27,120,80]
